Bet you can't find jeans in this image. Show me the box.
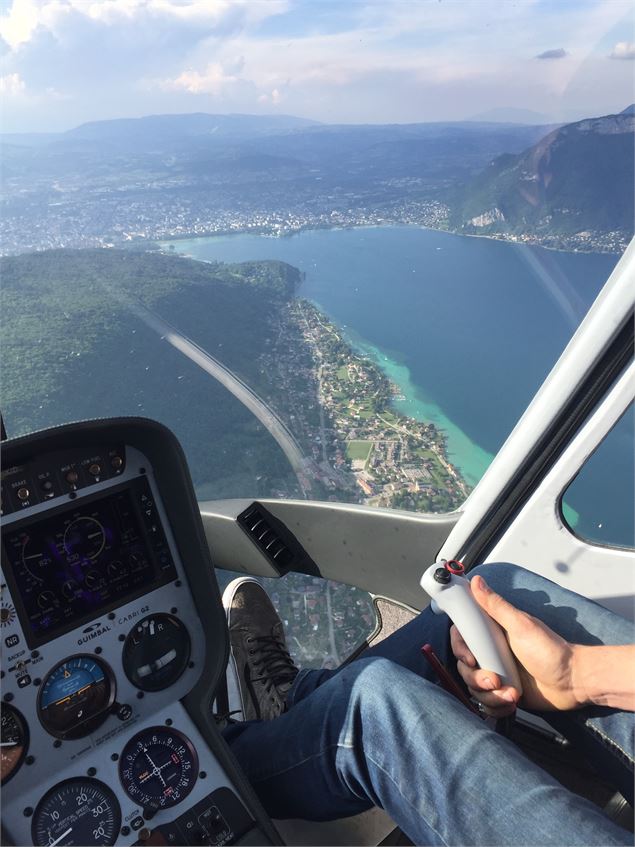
[223,564,635,845]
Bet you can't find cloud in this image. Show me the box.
[535,48,568,60]
[0,71,25,95]
[160,62,239,95]
[0,0,289,51]
[0,0,40,50]
[258,88,282,105]
[609,41,635,60]
[2,0,634,132]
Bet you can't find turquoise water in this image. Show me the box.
[166,226,618,490]
[343,332,493,488]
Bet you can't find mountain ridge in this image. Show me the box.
[452,109,634,250]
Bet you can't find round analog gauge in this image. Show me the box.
[32,777,121,847]
[63,517,106,561]
[38,655,116,739]
[122,613,191,692]
[20,533,54,581]
[0,601,17,627]
[119,727,198,810]
[1,704,29,785]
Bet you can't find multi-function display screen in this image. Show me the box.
[1,477,177,647]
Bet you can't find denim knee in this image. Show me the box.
[337,656,443,745]
[467,561,634,647]
[467,562,529,596]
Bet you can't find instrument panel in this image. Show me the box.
[1,425,268,847]
[2,475,177,648]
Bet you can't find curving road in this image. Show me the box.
[104,285,312,497]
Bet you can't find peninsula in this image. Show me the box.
[263,299,470,512]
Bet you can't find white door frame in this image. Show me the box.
[438,240,634,614]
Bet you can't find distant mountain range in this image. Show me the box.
[2,113,319,148]
[453,106,634,246]
[1,108,632,255]
[467,107,555,125]
[1,111,555,178]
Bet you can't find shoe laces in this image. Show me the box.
[248,635,298,691]
[213,709,242,727]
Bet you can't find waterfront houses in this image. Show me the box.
[264,299,469,512]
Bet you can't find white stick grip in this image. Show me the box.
[421,564,522,693]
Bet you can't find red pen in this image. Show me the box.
[421,643,482,717]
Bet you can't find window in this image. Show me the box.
[561,405,635,549]
[215,570,377,669]
[0,2,632,520]
[2,0,631,670]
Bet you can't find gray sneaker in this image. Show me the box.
[222,577,299,722]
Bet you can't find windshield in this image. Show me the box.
[1,0,633,520]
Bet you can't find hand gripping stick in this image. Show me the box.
[420,561,522,693]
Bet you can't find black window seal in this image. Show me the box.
[458,313,634,571]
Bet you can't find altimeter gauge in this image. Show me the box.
[63,516,106,561]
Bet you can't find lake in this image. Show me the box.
[166,228,616,475]
[165,226,632,547]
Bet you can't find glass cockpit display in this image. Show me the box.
[1,477,177,646]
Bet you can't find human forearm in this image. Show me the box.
[571,644,635,711]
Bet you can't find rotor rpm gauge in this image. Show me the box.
[38,655,116,739]
[122,613,191,691]
[119,727,198,810]
[1,703,28,785]
[63,516,106,561]
[32,777,121,847]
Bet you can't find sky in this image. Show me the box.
[0,0,633,133]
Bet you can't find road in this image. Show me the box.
[104,285,312,497]
[297,301,329,464]
[324,580,341,666]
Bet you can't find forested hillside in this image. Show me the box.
[1,249,302,499]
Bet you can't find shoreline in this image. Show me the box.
[164,225,619,491]
[293,300,470,510]
[159,222,625,258]
[338,329,495,489]
[164,227,490,486]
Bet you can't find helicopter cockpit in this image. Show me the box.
[1,238,633,846]
[1,2,634,843]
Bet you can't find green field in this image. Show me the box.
[346,440,373,462]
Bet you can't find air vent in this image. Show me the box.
[236,502,320,576]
